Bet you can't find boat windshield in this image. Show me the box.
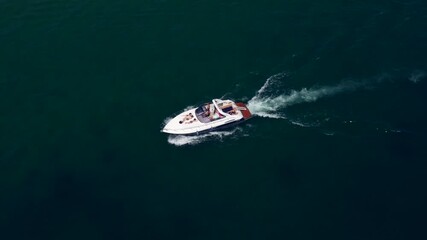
[195,103,225,123]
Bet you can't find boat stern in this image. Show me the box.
[236,102,252,120]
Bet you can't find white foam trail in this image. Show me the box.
[289,120,317,128]
[255,112,285,119]
[255,72,288,96]
[167,128,241,146]
[409,70,425,83]
[247,75,366,119]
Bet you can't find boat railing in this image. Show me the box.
[212,99,229,116]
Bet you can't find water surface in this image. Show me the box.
[1,1,427,239]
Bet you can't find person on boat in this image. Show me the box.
[210,109,217,120]
[203,104,210,117]
[179,113,194,124]
[228,109,237,115]
[210,109,224,120]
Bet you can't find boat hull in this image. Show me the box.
[180,118,247,136]
[162,101,252,136]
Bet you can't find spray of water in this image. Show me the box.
[167,128,242,146]
[247,73,369,118]
[409,70,426,83]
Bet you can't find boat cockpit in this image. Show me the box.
[195,99,238,123]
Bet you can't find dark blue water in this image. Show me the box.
[1,1,427,239]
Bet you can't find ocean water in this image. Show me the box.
[1,1,427,239]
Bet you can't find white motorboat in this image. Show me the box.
[162,99,253,135]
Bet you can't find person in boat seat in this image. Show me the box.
[204,103,214,119]
[210,108,224,120]
[228,109,237,115]
[203,104,210,117]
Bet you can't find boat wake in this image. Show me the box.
[167,128,243,146]
[247,72,372,119]
[409,70,426,83]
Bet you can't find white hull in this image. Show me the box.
[162,99,252,135]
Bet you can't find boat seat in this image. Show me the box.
[222,106,233,113]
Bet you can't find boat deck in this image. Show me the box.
[236,102,252,120]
